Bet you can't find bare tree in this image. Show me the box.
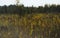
[16,0,19,6]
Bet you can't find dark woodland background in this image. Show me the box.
[0,4,60,15]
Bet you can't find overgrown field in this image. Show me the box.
[0,13,60,38]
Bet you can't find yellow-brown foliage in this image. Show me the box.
[0,13,60,38]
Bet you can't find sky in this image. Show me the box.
[0,0,60,7]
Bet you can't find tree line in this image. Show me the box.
[0,4,60,15]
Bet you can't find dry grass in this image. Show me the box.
[0,13,60,38]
